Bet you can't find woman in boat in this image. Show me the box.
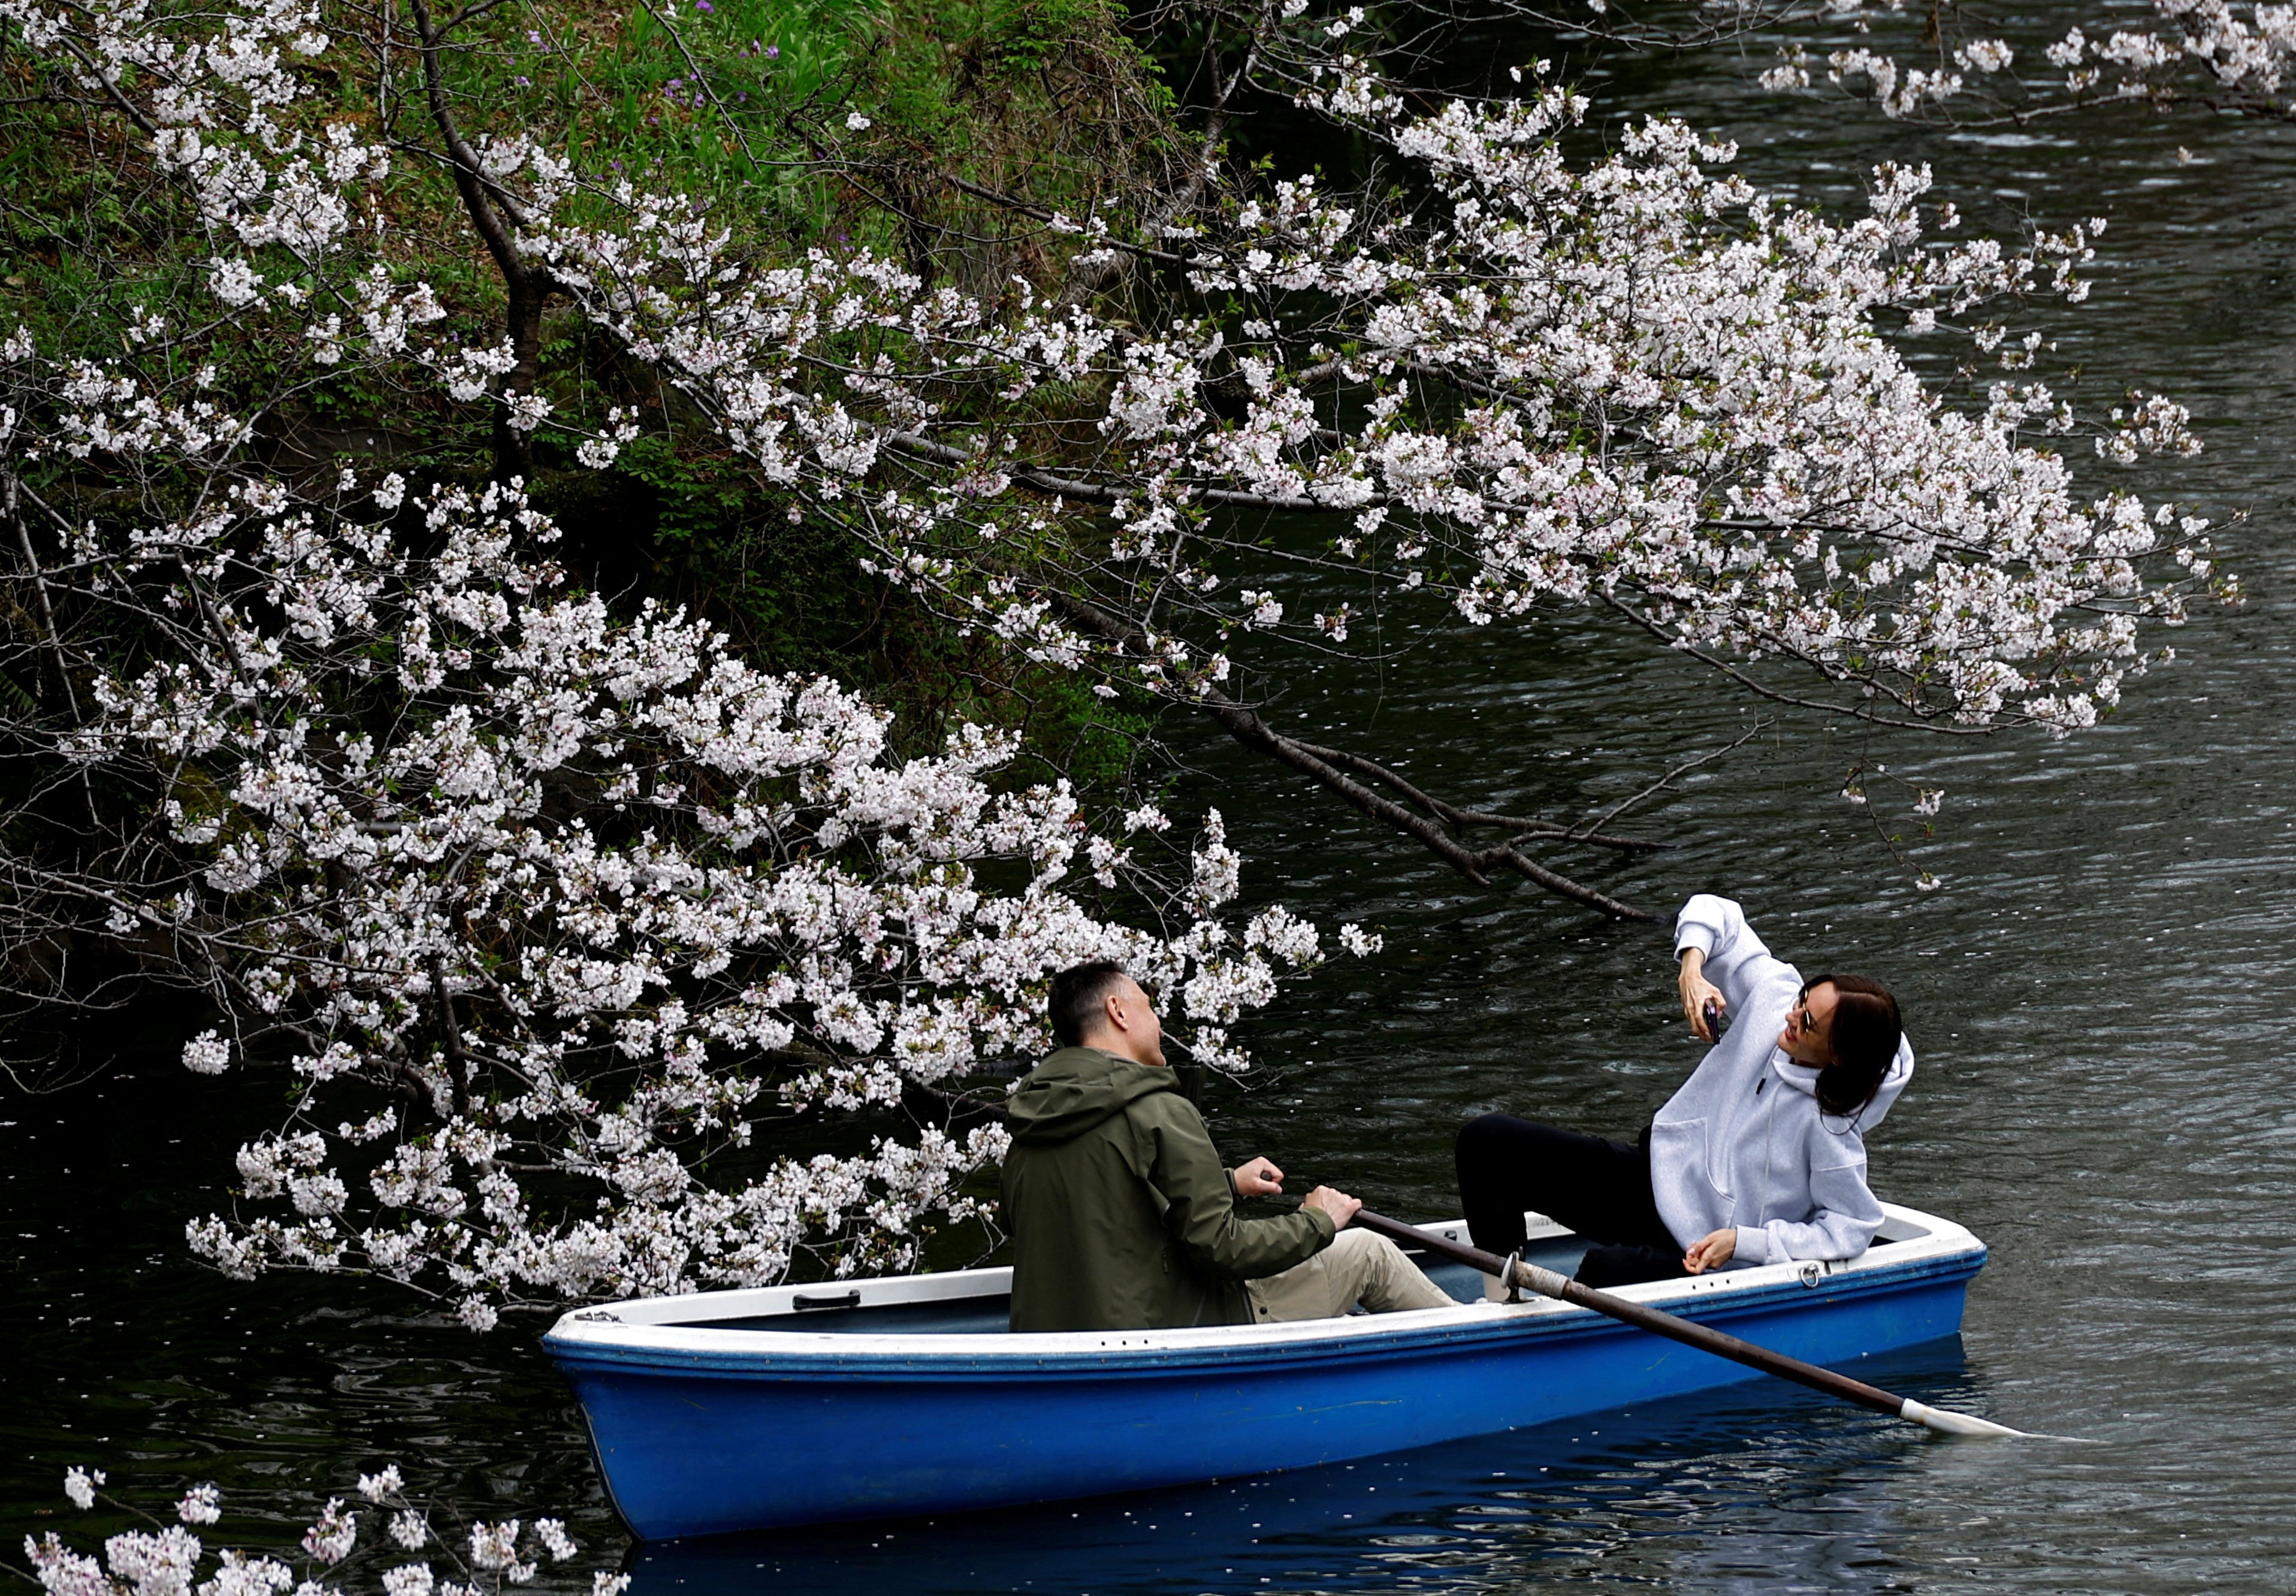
[1455,893,1912,1289]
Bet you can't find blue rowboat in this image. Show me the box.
[543,1202,1984,1539]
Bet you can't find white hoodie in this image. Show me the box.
[1654,894,1914,1268]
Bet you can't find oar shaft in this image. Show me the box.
[1351,1207,1907,1419]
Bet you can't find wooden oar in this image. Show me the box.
[1350,1207,2029,1438]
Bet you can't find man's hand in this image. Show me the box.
[1232,1156,1284,1198]
[1678,947,1726,1042]
[1302,1185,1361,1230]
[1683,1228,1736,1274]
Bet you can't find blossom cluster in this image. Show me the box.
[1759,1,2296,122]
[521,36,2220,737]
[0,0,564,480]
[35,461,1339,1313]
[1425,0,2296,122]
[22,1465,620,1596]
[8,0,2219,757]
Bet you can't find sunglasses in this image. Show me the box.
[1790,987,1823,1040]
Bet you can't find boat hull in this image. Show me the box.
[546,1211,1983,1538]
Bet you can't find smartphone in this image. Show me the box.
[1703,998,1731,1039]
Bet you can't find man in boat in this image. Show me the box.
[1002,961,1460,1332]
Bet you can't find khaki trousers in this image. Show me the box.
[1244,1227,1461,1322]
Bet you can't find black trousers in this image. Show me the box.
[1454,1113,1690,1289]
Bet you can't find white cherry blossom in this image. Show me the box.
[24,1466,602,1596]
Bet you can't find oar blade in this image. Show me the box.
[1899,1398,2026,1438]
[1352,1207,2064,1443]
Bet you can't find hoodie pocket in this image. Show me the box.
[1649,1116,1730,1202]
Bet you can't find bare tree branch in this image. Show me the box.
[4,474,81,723]
[403,0,552,480]
[1287,737,1669,853]
[1047,590,1658,920]
[1575,718,1774,838]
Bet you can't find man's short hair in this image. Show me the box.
[1049,961,1131,1048]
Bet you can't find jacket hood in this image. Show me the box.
[1769,1039,1914,1129]
[1007,1047,1177,1143]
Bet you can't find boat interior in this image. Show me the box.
[650,1211,1935,1338]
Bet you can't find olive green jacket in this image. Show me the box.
[1001,1046,1335,1332]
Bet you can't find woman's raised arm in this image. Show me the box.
[1672,894,1797,1041]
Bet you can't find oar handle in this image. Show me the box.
[1351,1207,1910,1420]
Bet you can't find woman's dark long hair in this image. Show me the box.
[1806,974,1902,1117]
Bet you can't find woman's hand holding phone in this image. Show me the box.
[1678,948,1727,1044]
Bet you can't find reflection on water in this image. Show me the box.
[7,5,2296,1591]
[623,1343,1983,1596]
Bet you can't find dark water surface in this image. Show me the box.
[8,16,2296,1595]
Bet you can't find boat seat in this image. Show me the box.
[691,1297,1015,1334]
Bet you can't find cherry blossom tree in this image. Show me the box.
[531,15,2226,909]
[0,0,2231,1313]
[57,461,1340,1319]
[0,0,1357,1316]
[8,0,2231,920]
[2,294,1343,1313]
